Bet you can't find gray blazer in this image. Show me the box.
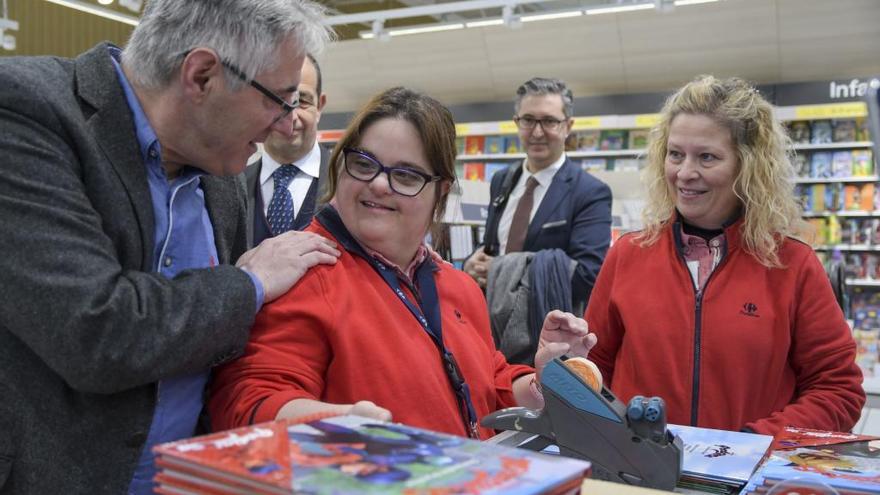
[0,43,256,494]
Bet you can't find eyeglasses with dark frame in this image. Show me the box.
[513,115,567,132]
[342,147,443,197]
[220,59,300,126]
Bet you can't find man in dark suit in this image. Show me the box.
[245,53,330,247]
[464,77,612,309]
[0,1,340,494]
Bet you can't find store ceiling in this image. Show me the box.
[3,0,879,114]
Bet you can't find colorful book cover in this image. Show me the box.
[628,129,650,150]
[599,130,627,151]
[770,427,879,452]
[811,152,833,178]
[860,184,875,211]
[667,424,773,485]
[154,415,591,495]
[455,137,466,156]
[463,162,485,181]
[811,184,826,212]
[811,120,833,144]
[790,121,812,144]
[852,150,874,177]
[484,136,504,155]
[484,162,508,183]
[576,130,600,151]
[844,185,862,211]
[464,136,485,155]
[833,119,858,143]
[832,151,854,178]
[504,136,521,154]
[793,153,811,178]
[746,443,880,495]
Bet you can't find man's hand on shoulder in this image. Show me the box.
[236,231,340,302]
[463,246,494,288]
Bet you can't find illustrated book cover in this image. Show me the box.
[153,414,591,495]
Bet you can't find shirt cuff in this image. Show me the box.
[243,269,264,312]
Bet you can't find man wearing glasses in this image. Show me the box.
[0,1,339,494]
[244,53,330,247]
[464,77,612,364]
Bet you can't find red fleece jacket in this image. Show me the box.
[586,221,864,435]
[209,219,533,439]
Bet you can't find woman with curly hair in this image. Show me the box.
[585,75,865,435]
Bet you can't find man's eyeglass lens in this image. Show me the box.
[221,60,298,124]
[515,116,564,131]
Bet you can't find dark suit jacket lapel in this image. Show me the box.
[525,158,575,247]
[201,176,239,265]
[244,159,262,247]
[75,42,154,270]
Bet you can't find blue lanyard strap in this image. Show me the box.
[316,207,481,438]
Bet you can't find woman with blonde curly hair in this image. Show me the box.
[585,75,864,435]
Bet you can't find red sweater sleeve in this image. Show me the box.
[745,249,865,434]
[208,267,334,431]
[585,239,625,387]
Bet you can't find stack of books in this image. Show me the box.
[668,424,773,494]
[153,414,592,495]
[742,427,880,494]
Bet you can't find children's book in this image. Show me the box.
[741,427,880,495]
[463,162,485,181]
[790,121,812,144]
[667,424,773,489]
[464,136,485,155]
[811,120,833,144]
[504,135,521,154]
[484,136,504,155]
[153,414,591,495]
[599,130,627,151]
[852,150,874,177]
[832,151,854,178]
[811,152,833,178]
[628,129,650,150]
[576,130,600,151]
[833,119,858,143]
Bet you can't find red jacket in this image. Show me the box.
[585,220,864,435]
[209,217,533,439]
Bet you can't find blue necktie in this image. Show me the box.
[266,164,299,236]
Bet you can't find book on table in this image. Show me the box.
[153,414,591,495]
[742,427,880,495]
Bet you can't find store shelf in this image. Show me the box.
[794,176,878,184]
[815,244,880,252]
[791,141,874,151]
[847,279,880,287]
[803,211,880,217]
[456,149,645,161]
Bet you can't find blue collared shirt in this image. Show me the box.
[108,47,260,495]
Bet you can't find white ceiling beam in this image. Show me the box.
[326,0,557,26]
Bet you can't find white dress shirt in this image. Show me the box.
[497,154,566,255]
[259,141,322,219]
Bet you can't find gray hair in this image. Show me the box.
[121,0,333,91]
[514,77,574,118]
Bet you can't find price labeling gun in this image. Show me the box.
[481,358,683,491]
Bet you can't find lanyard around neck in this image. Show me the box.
[370,257,480,439]
[316,208,480,438]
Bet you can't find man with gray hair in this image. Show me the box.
[464,77,612,363]
[0,1,336,493]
